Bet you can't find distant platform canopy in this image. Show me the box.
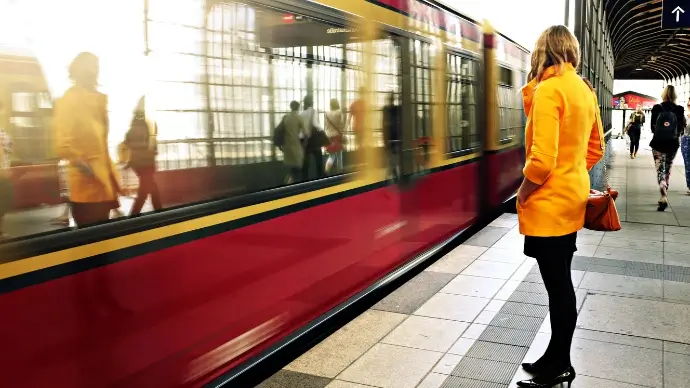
[607,0,690,80]
[612,90,658,109]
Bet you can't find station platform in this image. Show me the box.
[255,138,690,388]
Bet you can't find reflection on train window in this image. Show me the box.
[497,66,521,142]
[410,40,432,141]
[9,87,53,164]
[344,40,400,150]
[446,53,478,154]
[0,0,408,241]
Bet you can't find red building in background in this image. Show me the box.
[612,91,658,109]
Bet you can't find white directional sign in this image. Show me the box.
[662,0,690,29]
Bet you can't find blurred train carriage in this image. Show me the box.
[0,47,57,209]
[0,0,540,387]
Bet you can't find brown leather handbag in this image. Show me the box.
[585,186,621,231]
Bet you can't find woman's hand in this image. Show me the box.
[517,178,540,206]
[76,159,94,177]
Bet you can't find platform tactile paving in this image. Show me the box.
[507,291,550,306]
[571,257,690,283]
[477,326,537,347]
[515,281,547,294]
[522,273,545,284]
[464,340,529,364]
[665,271,690,283]
[489,312,544,332]
[441,376,508,388]
[497,301,549,318]
[450,357,518,385]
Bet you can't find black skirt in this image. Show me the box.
[524,232,577,259]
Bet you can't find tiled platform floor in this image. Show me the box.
[2,195,154,239]
[257,140,690,388]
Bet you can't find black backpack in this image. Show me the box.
[654,104,678,140]
[272,116,286,148]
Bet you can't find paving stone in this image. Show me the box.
[337,343,443,388]
[256,370,331,388]
[373,271,455,314]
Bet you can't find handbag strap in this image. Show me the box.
[325,112,343,134]
[603,151,612,192]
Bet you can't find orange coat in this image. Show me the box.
[517,63,604,237]
[54,85,120,203]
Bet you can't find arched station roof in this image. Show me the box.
[607,0,690,79]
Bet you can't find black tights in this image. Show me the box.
[629,129,640,155]
[534,251,577,371]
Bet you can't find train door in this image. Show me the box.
[396,36,435,254]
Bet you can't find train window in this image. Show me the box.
[497,66,521,142]
[8,86,53,164]
[410,39,432,142]
[0,0,404,240]
[344,39,401,150]
[446,53,478,154]
[498,66,513,87]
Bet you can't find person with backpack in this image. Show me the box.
[626,106,645,158]
[650,85,686,211]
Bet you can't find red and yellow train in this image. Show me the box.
[0,0,529,387]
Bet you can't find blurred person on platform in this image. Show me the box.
[54,52,121,227]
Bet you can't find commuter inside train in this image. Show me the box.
[54,52,121,227]
[125,96,162,216]
[280,100,305,184]
[516,25,604,388]
[300,95,327,180]
[626,106,645,159]
[382,92,401,179]
[324,98,345,174]
[650,85,686,210]
[681,99,690,195]
[0,103,13,239]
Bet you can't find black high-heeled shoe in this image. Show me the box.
[521,362,547,375]
[516,366,576,387]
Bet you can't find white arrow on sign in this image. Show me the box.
[673,6,685,22]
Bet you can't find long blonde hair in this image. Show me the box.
[528,25,580,83]
[661,85,677,103]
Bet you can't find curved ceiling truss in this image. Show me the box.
[606,0,690,80]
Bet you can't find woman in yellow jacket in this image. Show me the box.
[515,26,604,388]
[54,52,120,227]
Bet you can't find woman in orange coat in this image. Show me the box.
[54,52,121,227]
[515,26,604,388]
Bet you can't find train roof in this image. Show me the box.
[0,44,38,60]
[429,0,530,54]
